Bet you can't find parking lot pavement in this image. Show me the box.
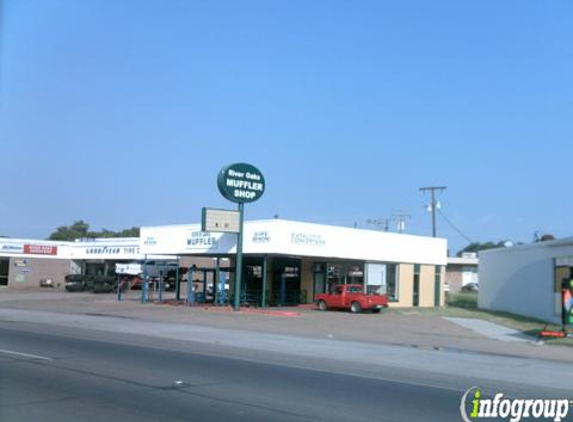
[1,289,571,363]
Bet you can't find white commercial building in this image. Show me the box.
[140,219,448,307]
[0,237,173,289]
[1,219,449,308]
[479,238,573,324]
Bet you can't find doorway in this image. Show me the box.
[413,264,420,307]
[244,257,264,305]
[272,257,302,305]
[312,262,326,302]
[0,259,8,286]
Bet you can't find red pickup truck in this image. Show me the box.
[316,284,389,313]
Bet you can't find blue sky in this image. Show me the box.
[0,0,571,254]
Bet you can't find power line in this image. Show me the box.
[437,209,474,244]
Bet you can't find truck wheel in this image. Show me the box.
[372,308,382,314]
[318,300,328,311]
[350,302,362,313]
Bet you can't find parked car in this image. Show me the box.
[461,282,479,293]
[316,284,389,313]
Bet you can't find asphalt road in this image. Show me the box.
[0,323,467,422]
[1,317,573,422]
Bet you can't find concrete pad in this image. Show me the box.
[443,317,533,343]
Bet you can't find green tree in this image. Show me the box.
[456,241,507,257]
[48,220,90,240]
[119,227,140,237]
[48,221,140,240]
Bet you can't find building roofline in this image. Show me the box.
[141,218,447,242]
[479,237,573,256]
[447,256,479,265]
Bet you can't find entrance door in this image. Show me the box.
[412,265,421,307]
[203,269,215,302]
[215,270,231,305]
[313,272,325,301]
[244,257,264,305]
[434,266,441,307]
[0,259,8,286]
[413,276,420,307]
[272,258,301,305]
[312,262,326,302]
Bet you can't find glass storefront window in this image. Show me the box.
[326,261,364,292]
[386,263,398,300]
[365,262,398,300]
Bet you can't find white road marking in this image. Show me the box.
[0,349,53,361]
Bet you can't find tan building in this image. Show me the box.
[445,254,479,294]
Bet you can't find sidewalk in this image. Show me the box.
[1,289,571,363]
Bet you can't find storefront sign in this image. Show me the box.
[202,208,240,233]
[116,263,143,275]
[1,244,24,254]
[13,259,27,267]
[290,232,326,247]
[143,236,157,246]
[186,232,218,249]
[85,246,140,255]
[252,231,270,243]
[23,244,58,255]
[217,163,265,203]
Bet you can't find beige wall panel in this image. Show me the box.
[393,263,413,307]
[446,266,464,294]
[419,264,435,307]
[300,258,314,304]
[440,266,446,306]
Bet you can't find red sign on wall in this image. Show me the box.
[23,244,58,256]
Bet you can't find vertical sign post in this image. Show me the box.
[217,163,265,311]
[175,256,181,301]
[117,274,122,301]
[234,202,245,311]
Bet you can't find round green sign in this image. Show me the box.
[217,163,265,204]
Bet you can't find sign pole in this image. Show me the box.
[214,257,220,306]
[187,265,195,305]
[233,202,245,311]
[216,162,265,312]
[175,256,181,301]
[116,274,121,301]
[142,255,148,303]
